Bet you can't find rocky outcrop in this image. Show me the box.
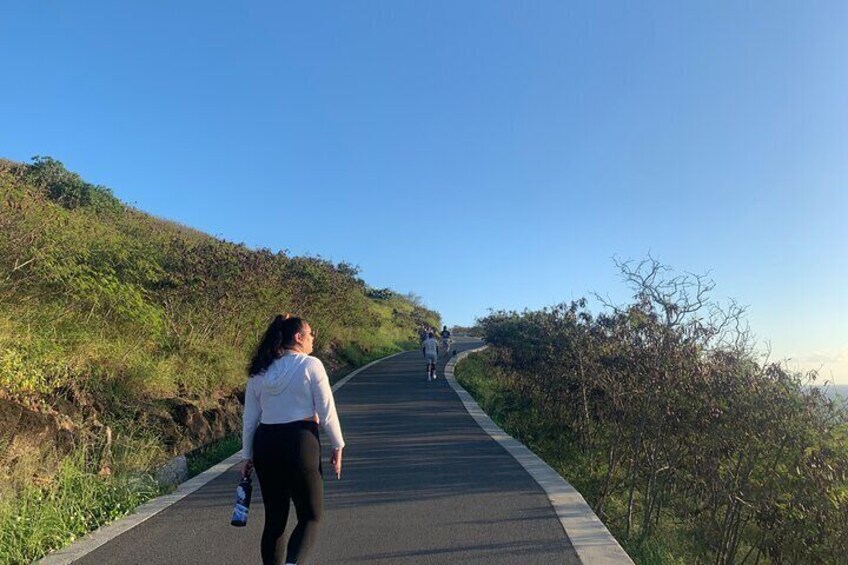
[164,396,242,455]
[0,397,76,481]
[156,454,188,486]
[0,393,242,484]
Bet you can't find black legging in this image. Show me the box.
[253,421,324,565]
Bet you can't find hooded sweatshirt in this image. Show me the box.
[242,353,345,459]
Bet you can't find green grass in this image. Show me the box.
[0,450,162,565]
[186,435,242,478]
[0,159,441,408]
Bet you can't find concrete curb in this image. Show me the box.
[445,346,634,565]
[37,349,407,564]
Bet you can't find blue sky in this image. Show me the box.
[2,2,846,382]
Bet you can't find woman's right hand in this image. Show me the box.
[242,459,253,477]
[331,448,343,479]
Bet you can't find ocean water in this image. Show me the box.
[810,384,848,402]
[824,384,848,401]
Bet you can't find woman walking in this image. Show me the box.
[242,314,345,565]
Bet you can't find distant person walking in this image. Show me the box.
[440,325,452,356]
[422,331,439,381]
[242,314,345,565]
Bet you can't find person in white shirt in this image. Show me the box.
[242,314,344,565]
[422,332,439,381]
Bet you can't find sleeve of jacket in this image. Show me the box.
[309,358,345,449]
[242,377,261,459]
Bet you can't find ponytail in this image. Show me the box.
[247,313,306,376]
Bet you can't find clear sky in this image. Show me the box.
[2,2,846,382]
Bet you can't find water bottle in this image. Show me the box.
[230,472,253,527]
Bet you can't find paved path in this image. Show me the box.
[72,338,578,564]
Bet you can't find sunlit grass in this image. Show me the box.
[0,449,162,565]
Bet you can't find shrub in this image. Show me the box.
[478,258,848,563]
[25,156,121,212]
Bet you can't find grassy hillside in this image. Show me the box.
[0,156,440,562]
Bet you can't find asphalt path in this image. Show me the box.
[74,338,577,564]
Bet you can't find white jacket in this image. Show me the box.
[242,353,345,458]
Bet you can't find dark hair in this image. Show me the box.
[428,332,434,338]
[247,314,306,376]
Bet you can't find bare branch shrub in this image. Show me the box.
[480,257,848,563]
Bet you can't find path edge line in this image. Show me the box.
[37,349,407,565]
[445,346,634,565]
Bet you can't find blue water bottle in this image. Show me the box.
[230,472,253,527]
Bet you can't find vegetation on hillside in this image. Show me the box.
[449,323,484,337]
[0,156,439,562]
[465,258,848,564]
